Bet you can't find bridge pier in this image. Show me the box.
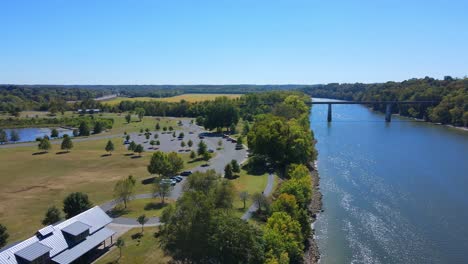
[327,103,332,122]
[385,103,392,122]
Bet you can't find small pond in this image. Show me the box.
[2,127,74,143]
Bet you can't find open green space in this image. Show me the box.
[95,227,170,264]
[102,93,241,105]
[112,198,174,219]
[0,137,201,242]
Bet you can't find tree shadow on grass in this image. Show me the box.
[144,202,168,211]
[101,154,111,157]
[56,151,70,155]
[131,155,142,159]
[242,156,269,176]
[32,151,48,155]
[188,158,203,164]
[107,206,130,218]
[123,153,134,156]
[131,232,143,240]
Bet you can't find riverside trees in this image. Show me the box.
[158,170,264,263]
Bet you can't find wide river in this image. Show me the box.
[310,98,468,264]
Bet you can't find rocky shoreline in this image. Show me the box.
[304,162,323,264]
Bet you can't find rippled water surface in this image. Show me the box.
[311,99,468,264]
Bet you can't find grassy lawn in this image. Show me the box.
[95,227,170,264]
[112,198,174,219]
[102,93,242,105]
[230,169,269,218]
[0,137,202,242]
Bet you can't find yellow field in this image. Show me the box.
[102,93,241,105]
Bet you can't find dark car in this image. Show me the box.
[180,171,193,176]
[199,136,205,139]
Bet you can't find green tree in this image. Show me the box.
[155,122,160,130]
[145,133,150,140]
[42,206,63,225]
[134,144,144,156]
[38,137,52,153]
[264,212,303,263]
[154,133,159,139]
[137,214,149,233]
[61,135,73,152]
[181,141,186,148]
[178,132,184,138]
[169,126,174,131]
[252,192,268,213]
[9,130,20,143]
[242,121,250,135]
[239,191,249,209]
[203,96,240,131]
[202,151,212,162]
[93,121,103,134]
[172,131,176,138]
[147,151,170,177]
[105,140,115,155]
[125,113,132,123]
[113,177,135,208]
[63,192,93,218]
[0,129,7,144]
[116,238,125,259]
[190,150,196,159]
[163,126,167,132]
[78,121,90,136]
[125,134,130,142]
[231,159,240,173]
[0,224,8,248]
[197,140,207,156]
[152,178,172,204]
[224,163,233,179]
[135,107,145,121]
[188,139,193,147]
[167,152,184,176]
[51,128,59,138]
[72,129,79,137]
[128,141,136,151]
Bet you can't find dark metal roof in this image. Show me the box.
[52,227,115,264]
[14,242,51,262]
[61,221,90,236]
[37,225,55,237]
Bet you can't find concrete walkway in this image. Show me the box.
[241,173,275,220]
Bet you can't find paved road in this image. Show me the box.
[241,173,275,220]
[100,120,250,225]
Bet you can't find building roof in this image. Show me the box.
[37,225,55,237]
[61,221,90,237]
[0,206,112,264]
[14,242,51,262]
[51,227,115,264]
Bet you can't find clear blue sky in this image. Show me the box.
[1,0,467,85]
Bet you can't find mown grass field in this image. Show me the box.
[95,227,170,264]
[114,198,175,219]
[102,93,242,105]
[0,137,198,242]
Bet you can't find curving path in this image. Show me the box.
[241,173,275,220]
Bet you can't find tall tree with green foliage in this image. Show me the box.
[93,121,103,134]
[167,152,184,176]
[61,135,73,152]
[152,178,172,204]
[78,121,90,136]
[239,191,249,209]
[105,140,115,155]
[128,141,136,151]
[9,130,20,143]
[197,140,207,156]
[42,206,63,225]
[0,129,7,144]
[134,144,144,156]
[125,113,132,123]
[63,192,93,218]
[231,159,240,173]
[147,151,170,177]
[137,214,149,233]
[113,177,135,208]
[116,238,125,259]
[135,107,145,121]
[224,163,233,179]
[203,96,240,131]
[38,137,52,153]
[0,224,9,248]
[51,128,59,138]
[264,212,303,263]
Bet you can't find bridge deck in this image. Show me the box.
[308,101,437,105]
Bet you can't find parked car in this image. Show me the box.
[180,171,193,176]
[199,136,205,139]
[161,178,176,186]
[175,176,183,182]
[208,149,214,153]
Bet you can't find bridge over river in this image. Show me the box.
[307,101,438,122]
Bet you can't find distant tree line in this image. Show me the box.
[301,76,468,127]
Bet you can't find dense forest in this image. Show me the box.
[301,76,468,127]
[0,84,305,115]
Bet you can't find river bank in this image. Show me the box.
[304,162,323,264]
